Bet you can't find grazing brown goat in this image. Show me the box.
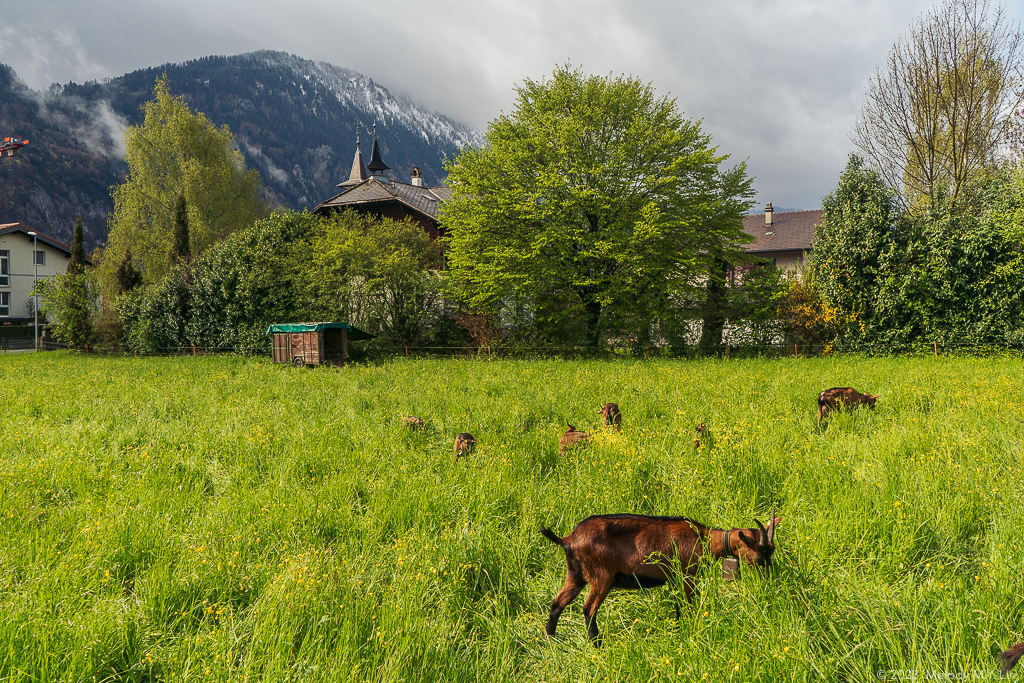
[542,509,781,644]
[817,387,878,426]
[597,403,622,431]
[453,433,477,457]
[694,422,708,449]
[402,416,425,431]
[558,424,591,454]
[1000,643,1024,676]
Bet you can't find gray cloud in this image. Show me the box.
[1,0,1021,210]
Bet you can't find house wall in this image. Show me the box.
[0,233,71,320]
[753,250,806,272]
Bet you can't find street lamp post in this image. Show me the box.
[26,231,37,350]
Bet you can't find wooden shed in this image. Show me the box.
[266,322,374,367]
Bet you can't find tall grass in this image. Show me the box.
[1,353,1022,681]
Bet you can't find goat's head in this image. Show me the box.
[732,506,781,569]
[867,394,879,408]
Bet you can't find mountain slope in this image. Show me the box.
[0,51,484,250]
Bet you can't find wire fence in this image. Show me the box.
[22,338,1024,361]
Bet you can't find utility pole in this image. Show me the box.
[27,231,38,350]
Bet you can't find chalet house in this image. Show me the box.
[741,203,822,271]
[312,131,450,241]
[0,223,86,324]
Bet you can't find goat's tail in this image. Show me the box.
[999,642,1024,676]
[540,527,564,546]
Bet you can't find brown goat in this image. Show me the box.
[818,387,878,426]
[558,424,591,454]
[597,403,622,431]
[1000,643,1024,676]
[402,416,425,431]
[453,433,477,457]
[694,422,708,449]
[542,509,781,644]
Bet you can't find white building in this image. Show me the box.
[0,223,83,324]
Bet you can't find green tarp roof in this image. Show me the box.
[265,322,375,340]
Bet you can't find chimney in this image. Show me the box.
[411,166,423,187]
[765,202,773,226]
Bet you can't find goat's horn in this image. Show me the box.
[754,518,768,545]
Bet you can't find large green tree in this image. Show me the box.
[101,75,266,291]
[442,65,754,350]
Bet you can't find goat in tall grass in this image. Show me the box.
[541,508,781,645]
[999,643,1024,676]
[597,403,621,431]
[817,387,877,427]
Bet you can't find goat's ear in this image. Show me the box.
[737,530,755,547]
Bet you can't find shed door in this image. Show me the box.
[272,334,288,363]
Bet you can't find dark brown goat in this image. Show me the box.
[403,416,425,431]
[454,433,477,457]
[818,387,878,426]
[1000,643,1024,676]
[541,510,781,644]
[558,424,591,454]
[694,422,708,449]
[597,403,622,431]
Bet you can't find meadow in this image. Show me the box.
[1,352,1022,682]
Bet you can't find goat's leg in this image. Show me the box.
[581,577,614,647]
[682,575,697,602]
[546,575,586,636]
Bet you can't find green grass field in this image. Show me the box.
[2,352,1023,682]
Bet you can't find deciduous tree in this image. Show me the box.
[442,65,754,350]
[851,0,1024,208]
[101,74,266,291]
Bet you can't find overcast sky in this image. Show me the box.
[2,0,1022,210]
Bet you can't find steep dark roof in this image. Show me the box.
[0,223,92,263]
[741,209,822,253]
[313,177,448,221]
[366,138,391,175]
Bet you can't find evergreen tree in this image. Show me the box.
[68,215,86,276]
[170,192,191,265]
[114,248,144,294]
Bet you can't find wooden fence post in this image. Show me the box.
[933,340,938,357]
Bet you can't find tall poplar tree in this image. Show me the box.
[101,74,266,291]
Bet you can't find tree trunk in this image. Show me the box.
[698,256,729,356]
[583,298,603,352]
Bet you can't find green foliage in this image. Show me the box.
[285,210,445,347]
[810,156,918,343]
[117,211,319,353]
[113,248,144,295]
[443,65,754,350]
[102,74,267,291]
[812,156,1024,346]
[2,353,1024,681]
[170,192,191,266]
[33,271,100,349]
[68,215,86,276]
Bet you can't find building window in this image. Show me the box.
[0,250,8,286]
[0,291,8,317]
[34,250,46,266]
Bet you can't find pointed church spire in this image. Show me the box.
[344,131,368,185]
[366,122,391,176]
